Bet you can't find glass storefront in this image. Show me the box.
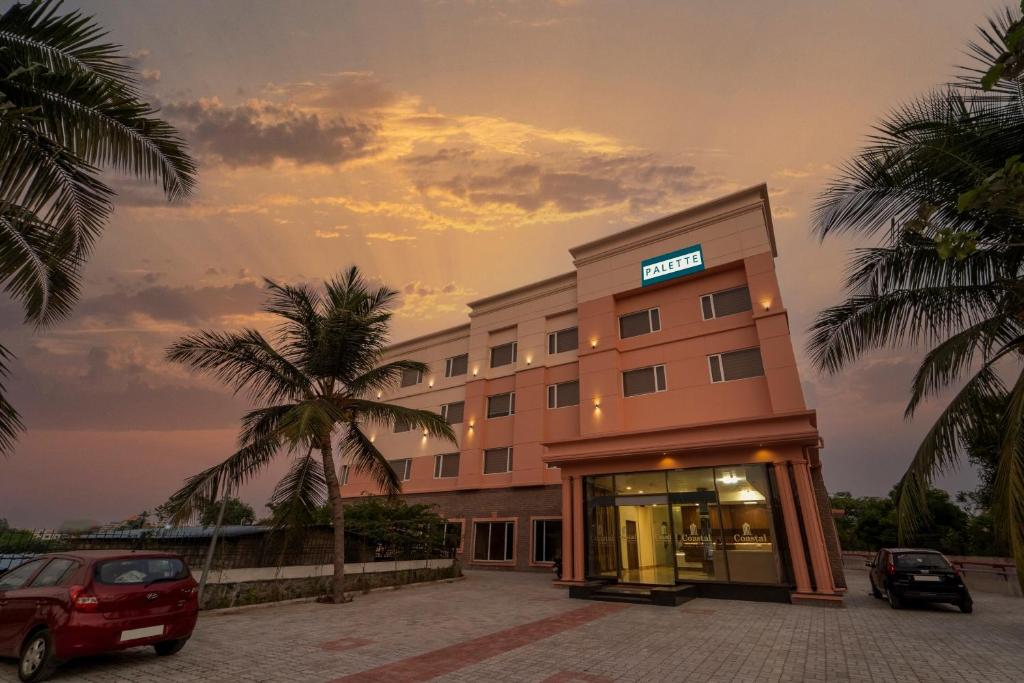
[584,464,782,586]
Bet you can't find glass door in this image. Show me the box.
[615,497,675,585]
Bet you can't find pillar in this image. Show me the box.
[572,476,585,582]
[772,462,811,594]
[792,460,836,594]
[561,476,574,581]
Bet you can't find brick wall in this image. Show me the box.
[810,466,847,590]
[398,485,562,571]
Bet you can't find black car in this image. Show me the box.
[866,548,973,613]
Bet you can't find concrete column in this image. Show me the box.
[772,462,811,594]
[561,476,573,581]
[792,460,836,594]
[572,476,585,582]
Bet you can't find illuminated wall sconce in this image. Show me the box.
[428,380,434,388]
[422,429,429,436]
[593,399,601,409]
[377,392,382,399]
[369,435,376,443]
[762,300,772,312]
[590,339,598,349]
[526,356,533,365]
[472,367,479,376]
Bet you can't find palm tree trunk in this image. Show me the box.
[319,441,348,603]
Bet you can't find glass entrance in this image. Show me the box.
[615,499,675,584]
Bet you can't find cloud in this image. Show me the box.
[314,229,342,239]
[366,231,417,242]
[164,98,379,167]
[396,281,473,319]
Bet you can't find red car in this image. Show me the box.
[0,550,198,681]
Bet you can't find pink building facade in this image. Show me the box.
[344,185,846,605]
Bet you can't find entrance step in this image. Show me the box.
[571,583,696,607]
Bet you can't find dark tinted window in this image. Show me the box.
[96,558,188,585]
[442,401,464,424]
[533,519,562,563]
[484,447,512,474]
[487,392,515,418]
[434,453,460,478]
[703,286,752,319]
[547,381,580,408]
[721,348,764,381]
[895,553,951,570]
[490,342,517,368]
[0,559,47,590]
[394,417,411,433]
[445,354,469,377]
[623,365,666,397]
[473,521,514,561]
[29,559,78,588]
[390,458,411,481]
[619,309,659,339]
[400,367,422,387]
[548,327,579,354]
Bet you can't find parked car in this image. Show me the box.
[865,548,973,613]
[0,550,198,681]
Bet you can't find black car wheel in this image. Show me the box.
[886,586,902,609]
[18,629,57,682]
[154,637,189,656]
[869,577,882,598]
[958,599,974,614]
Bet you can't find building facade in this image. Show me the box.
[343,185,846,605]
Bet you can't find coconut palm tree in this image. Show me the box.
[808,5,1024,589]
[162,267,456,603]
[0,0,196,454]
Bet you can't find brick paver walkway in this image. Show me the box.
[2,571,1022,682]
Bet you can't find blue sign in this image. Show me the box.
[641,244,704,287]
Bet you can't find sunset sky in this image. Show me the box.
[0,0,1004,528]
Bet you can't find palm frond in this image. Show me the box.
[0,343,25,455]
[166,329,311,405]
[269,450,327,528]
[992,366,1024,583]
[346,398,455,442]
[339,422,400,497]
[161,437,280,525]
[895,364,1006,540]
[348,359,429,397]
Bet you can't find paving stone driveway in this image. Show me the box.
[2,570,1022,682]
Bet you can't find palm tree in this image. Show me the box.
[808,5,1024,590]
[162,267,456,603]
[0,0,196,454]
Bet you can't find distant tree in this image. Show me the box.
[0,0,196,454]
[200,497,255,527]
[832,488,975,555]
[0,517,8,532]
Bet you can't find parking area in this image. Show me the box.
[2,570,1022,682]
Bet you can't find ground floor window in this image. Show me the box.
[532,519,561,564]
[473,520,515,562]
[584,464,781,585]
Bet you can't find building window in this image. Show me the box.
[341,465,349,485]
[445,354,468,378]
[547,380,580,408]
[390,458,411,481]
[400,368,423,388]
[708,348,764,383]
[532,519,562,564]
[701,286,752,320]
[440,401,464,425]
[434,452,460,478]
[486,392,516,418]
[473,520,515,562]
[490,341,517,368]
[483,446,512,474]
[622,365,667,397]
[393,417,411,433]
[442,521,463,550]
[619,307,661,339]
[547,327,579,354]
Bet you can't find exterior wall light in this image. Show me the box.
[590,339,598,349]
[428,380,434,388]
[762,299,772,312]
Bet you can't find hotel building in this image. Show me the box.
[343,185,846,605]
